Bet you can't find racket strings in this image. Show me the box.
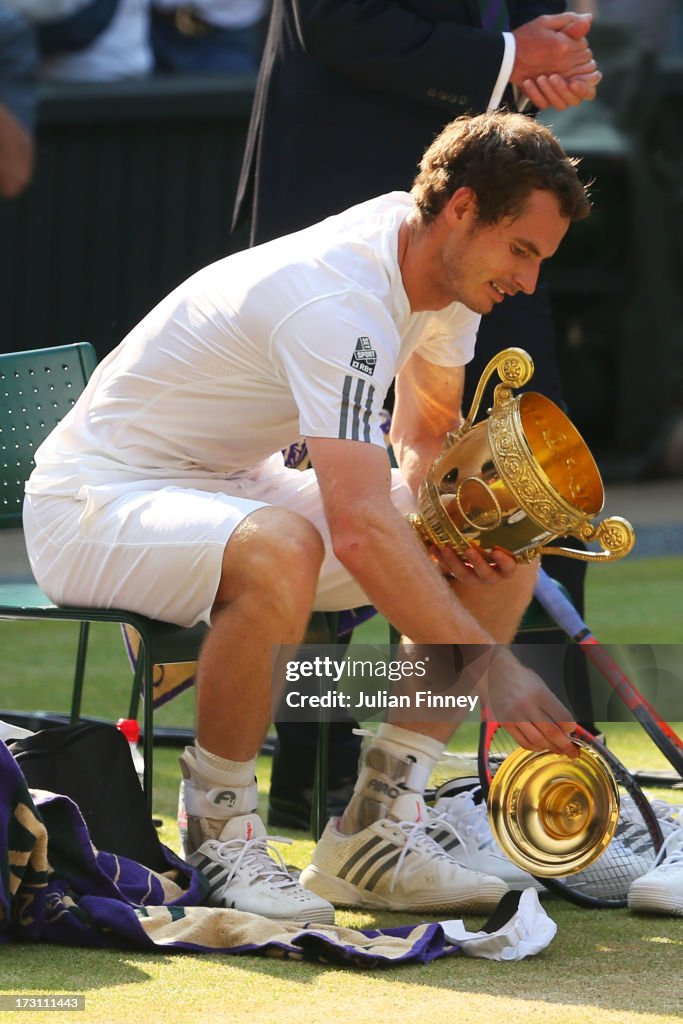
[556,784,659,901]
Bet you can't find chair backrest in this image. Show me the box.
[0,343,98,530]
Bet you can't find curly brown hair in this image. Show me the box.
[412,111,591,225]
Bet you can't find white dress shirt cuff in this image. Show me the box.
[488,31,516,111]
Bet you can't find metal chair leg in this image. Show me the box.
[70,621,90,722]
[312,718,330,841]
[127,640,145,721]
[311,611,339,839]
[141,640,155,814]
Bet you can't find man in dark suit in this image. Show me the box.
[234,2,599,244]
[234,0,602,830]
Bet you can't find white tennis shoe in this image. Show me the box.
[178,745,334,923]
[187,812,336,923]
[628,801,683,915]
[430,788,546,892]
[299,792,508,913]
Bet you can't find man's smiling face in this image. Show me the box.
[438,188,570,314]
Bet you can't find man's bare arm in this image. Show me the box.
[390,353,464,495]
[305,435,577,754]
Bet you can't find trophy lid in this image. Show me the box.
[487,742,620,876]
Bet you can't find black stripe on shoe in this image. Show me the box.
[202,863,226,881]
[206,872,231,897]
[364,850,403,892]
[430,828,462,854]
[194,854,217,874]
[347,843,399,887]
[337,835,384,880]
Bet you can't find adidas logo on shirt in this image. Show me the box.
[338,375,376,442]
[351,336,377,376]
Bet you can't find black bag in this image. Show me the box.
[8,722,167,872]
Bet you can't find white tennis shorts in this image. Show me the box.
[23,454,417,627]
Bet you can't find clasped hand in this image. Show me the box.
[512,12,602,111]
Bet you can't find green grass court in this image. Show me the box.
[1,556,682,1023]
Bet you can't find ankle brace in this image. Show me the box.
[340,745,427,833]
[179,745,258,819]
[182,779,259,819]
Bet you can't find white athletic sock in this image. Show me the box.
[193,741,256,788]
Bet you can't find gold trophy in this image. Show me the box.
[487,741,620,875]
[409,347,635,564]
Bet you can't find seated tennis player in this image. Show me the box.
[24,112,588,923]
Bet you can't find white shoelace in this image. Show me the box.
[211,835,298,891]
[649,827,683,873]
[388,815,462,893]
[433,791,497,854]
[649,799,683,835]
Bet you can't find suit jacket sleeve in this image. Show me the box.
[291,0,566,112]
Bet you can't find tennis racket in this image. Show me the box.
[478,716,664,908]
[534,568,683,779]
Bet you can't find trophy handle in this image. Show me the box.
[539,516,636,563]
[458,347,535,437]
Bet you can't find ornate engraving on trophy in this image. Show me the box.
[410,348,635,564]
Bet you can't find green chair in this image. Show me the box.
[0,343,210,812]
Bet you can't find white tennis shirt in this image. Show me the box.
[28,192,480,497]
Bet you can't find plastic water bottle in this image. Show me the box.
[116,718,145,788]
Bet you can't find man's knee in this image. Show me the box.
[215,507,324,609]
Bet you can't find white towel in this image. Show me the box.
[440,888,557,962]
